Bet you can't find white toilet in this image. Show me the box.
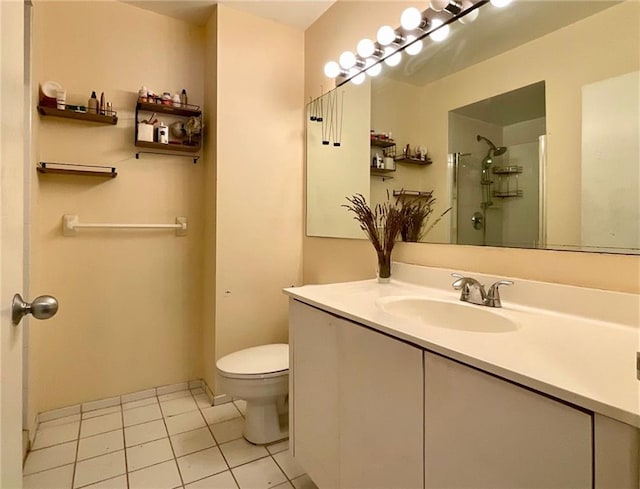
[216,343,289,445]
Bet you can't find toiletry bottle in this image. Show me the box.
[99,92,105,115]
[88,91,98,114]
[157,121,168,144]
[172,93,181,107]
[180,89,188,107]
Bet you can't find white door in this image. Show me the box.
[1,0,26,486]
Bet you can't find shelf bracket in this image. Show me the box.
[135,151,200,164]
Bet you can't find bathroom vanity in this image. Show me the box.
[284,264,639,489]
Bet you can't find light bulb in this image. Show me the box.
[339,51,357,69]
[377,25,397,46]
[459,0,479,23]
[357,38,376,58]
[351,71,366,85]
[490,0,512,7]
[400,7,423,30]
[366,62,382,77]
[429,18,450,42]
[324,61,341,78]
[405,35,423,56]
[429,0,450,12]
[383,47,402,67]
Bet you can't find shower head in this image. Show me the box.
[477,134,507,157]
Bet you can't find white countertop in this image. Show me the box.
[284,264,640,428]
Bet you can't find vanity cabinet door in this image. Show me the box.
[338,317,423,489]
[290,300,424,489]
[424,352,592,489]
[289,300,340,489]
[594,414,639,488]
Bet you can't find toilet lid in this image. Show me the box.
[216,344,289,376]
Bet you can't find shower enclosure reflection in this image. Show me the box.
[449,82,545,248]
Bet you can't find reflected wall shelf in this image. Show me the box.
[393,190,433,198]
[37,105,118,125]
[37,162,117,178]
[371,138,396,149]
[395,156,432,166]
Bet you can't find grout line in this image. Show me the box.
[160,394,186,488]
[119,400,131,489]
[70,415,82,489]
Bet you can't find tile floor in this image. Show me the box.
[23,388,317,489]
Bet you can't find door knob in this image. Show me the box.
[12,293,58,325]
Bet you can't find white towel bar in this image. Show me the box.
[62,215,187,237]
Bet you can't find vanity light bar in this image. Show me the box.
[324,0,511,85]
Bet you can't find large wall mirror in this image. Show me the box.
[306,0,639,254]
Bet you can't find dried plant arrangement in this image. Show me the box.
[399,196,452,243]
[343,192,405,281]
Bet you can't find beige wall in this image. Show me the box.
[304,2,640,293]
[29,0,206,420]
[201,7,218,397]
[214,5,304,387]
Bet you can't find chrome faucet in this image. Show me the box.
[451,273,513,308]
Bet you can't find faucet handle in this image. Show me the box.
[485,280,514,307]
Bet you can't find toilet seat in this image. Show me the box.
[217,344,289,380]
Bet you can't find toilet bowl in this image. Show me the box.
[216,343,289,445]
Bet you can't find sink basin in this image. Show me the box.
[376,296,519,333]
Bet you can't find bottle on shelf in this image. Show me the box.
[88,91,98,114]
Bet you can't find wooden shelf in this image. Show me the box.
[134,141,200,153]
[37,105,118,125]
[136,100,201,117]
[395,157,432,165]
[37,162,117,178]
[371,138,396,148]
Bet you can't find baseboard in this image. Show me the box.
[37,377,215,423]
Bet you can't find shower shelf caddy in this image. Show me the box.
[492,165,524,198]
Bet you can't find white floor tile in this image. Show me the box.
[232,457,287,489]
[232,400,246,416]
[272,450,305,480]
[78,429,124,461]
[73,450,126,488]
[126,438,174,472]
[82,474,128,488]
[24,441,77,475]
[123,403,162,427]
[165,410,206,436]
[82,405,121,420]
[201,404,241,426]
[170,427,216,457]
[190,387,205,395]
[209,418,244,444]
[193,393,212,409]
[23,463,74,489]
[158,389,192,402]
[161,395,198,416]
[291,474,318,489]
[185,470,238,488]
[125,419,167,447]
[219,438,269,468]
[177,447,228,484]
[32,419,80,449]
[123,397,158,411]
[129,460,182,489]
[80,413,123,438]
[273,482,294,489]
[266,440,288,455]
